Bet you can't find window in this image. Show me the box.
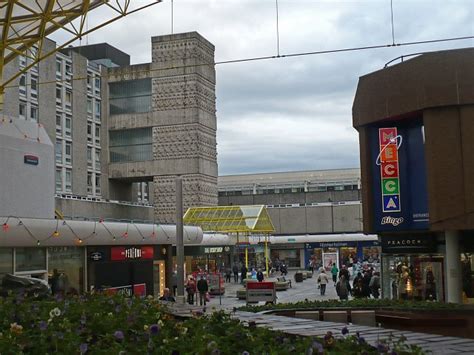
[19,55,26,68]
[109,79,151,115]
[87,172,93,193]
[55,140,62,164]
[65,142,72,165]
[87,98,93,115]
[95,125,100,145]
[0,249,13,277]
[19,75,26,96]
[55,168,62,191]
[65,63,72,75]
[87,123,92,143]
[95,149,101,170]
[30,76,38,99]
[19,102,26,119]
[95,174,101,194]
[65,90,72,110]
[109,128,153,163]
[65,115,72,137]
[65,169,72,192]
[15,248,46,272]
[87,147,92,168]
[56,114,62,135]
[56,87,62,102]
[30,105,38,122]
[94,77,101,95]
[56,61,62,78]
[94,100,101,121]
[87,73,92,87]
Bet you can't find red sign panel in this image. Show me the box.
[104,283,146,297]
[247,281,275,290]
[111,246,154,261]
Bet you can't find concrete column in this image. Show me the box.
[175,177,185,302]
[165,244,173,293]
[445,230,462,303]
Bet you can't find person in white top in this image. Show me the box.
[317,268,330,296]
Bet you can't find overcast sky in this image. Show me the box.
[57,0,473,175]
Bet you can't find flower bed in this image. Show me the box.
[0,294,424,354]
[237,298,470,313]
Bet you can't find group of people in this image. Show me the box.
[316,264,380,300]
[159,275,210,306]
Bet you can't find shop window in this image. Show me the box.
[15,248,46,272]
[48,247,84,294]
[0,248,13,276]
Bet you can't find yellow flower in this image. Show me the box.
[10,323,23,335]
[144,325,149,331]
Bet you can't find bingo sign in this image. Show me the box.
[371,123,429,232]
[379,128,401,213]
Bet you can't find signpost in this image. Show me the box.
[246,281,276,305]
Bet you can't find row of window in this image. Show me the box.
[218,184,360,196]
[55,168,102,195]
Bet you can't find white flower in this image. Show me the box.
[50,307,61,318]
[108,312,113,316]
[158,320,164,327]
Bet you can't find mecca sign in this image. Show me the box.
[378,128,401,213]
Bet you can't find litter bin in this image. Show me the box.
[294,272,304,283]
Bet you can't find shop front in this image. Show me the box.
[305,240,381,272]
[380,234,444,301]
[184,246,232,273]
[87,245,167,297]
[270,243,304,269]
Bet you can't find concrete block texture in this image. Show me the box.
[323,311,348,323]
[350,310,376,327]
[153,174,218,223]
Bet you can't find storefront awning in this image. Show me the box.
[183,205,275,234]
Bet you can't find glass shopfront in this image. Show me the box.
[184,246,232,273]
[48,246,85,295]
[15,248,47,274]
[270,248,301,268]
[0,248,13,277]
[381,254,444,301]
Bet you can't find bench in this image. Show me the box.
[277,277,292,288]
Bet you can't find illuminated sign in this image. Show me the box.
[111,246,154,261]
[378,128,401,213]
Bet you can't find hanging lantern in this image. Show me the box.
[122,232,128,238]
[53,230,60,238]
[2,223,9,232]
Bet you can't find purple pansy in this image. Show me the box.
[341,326,349,335]
[39,321,47,331]
[149,324,160,335]
[80,343,88,354]
[114,330,124,341]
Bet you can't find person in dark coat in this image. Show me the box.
[159,288,176,302]
[197,276,209,306]
[240,265,248,283]
[256,269,264,282]
[362,271,372,298]
[232,264,239,283]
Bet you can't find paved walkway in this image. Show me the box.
[233,311,474,354]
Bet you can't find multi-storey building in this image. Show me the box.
[2,32,218,223]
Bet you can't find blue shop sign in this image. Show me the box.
[370,121,429,232]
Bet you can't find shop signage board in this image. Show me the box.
[90,251,103,261]
[370,122,429,232]
[111,246,154,261]
[381,235,436,254]
[246,281,276,305]
[24,154,39,165]
[104,283,146,297]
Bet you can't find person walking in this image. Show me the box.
[240,265,248,284]
[316,268,329,296]
[225,267,232,283]
[336,275,350,301]
[197,276,209,306]
[232,264,239,283]
[369,272,381,299]
[331,264,339,283]
[185,277,196,305]
[256,268,264,282]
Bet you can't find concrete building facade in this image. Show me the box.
[1,32,217,223]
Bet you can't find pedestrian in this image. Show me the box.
[171,271,178,296]
[331,264,339,283]
[185,277,196,305]
[225,267,232,283]
[256,268,264,282]
[280,263,288,276]
[197,276,209,306]
[369,272,381,299]
[251,268,257,279]
[352,279,365,298]
[339,265,350,281]
[159,288,176,302]
[336,275,350,301]
[240,264,248,283]
[352,272,363,289]
[232,264,239,283]
[317,268,329,296]
[362,271,372,297]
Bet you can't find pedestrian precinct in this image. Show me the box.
[197,276,209,306]
[331,264,339,283]
[316,268,329,296]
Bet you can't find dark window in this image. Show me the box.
[109,127,152,162]
[109,79,151,115]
